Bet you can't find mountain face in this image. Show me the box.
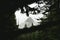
[15,0,51,29]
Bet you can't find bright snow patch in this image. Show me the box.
[14,1,51,29]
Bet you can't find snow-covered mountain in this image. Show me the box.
[15,0,51,29]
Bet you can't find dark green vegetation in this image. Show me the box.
[0,0,60,40]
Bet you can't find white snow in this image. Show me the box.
[28,2,38,8]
